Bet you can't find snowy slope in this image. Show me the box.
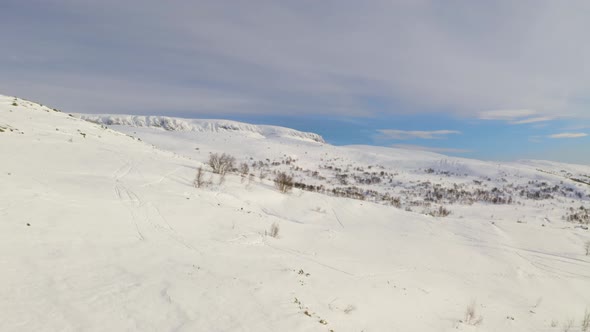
[1,95,590,332]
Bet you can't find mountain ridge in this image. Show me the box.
[78,114,326,144]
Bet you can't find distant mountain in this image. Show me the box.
[79,114,326,143]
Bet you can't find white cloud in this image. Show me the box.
[478,109,554,124]
[548,133,588,139]
[392,144,471,154]
[479,109,537,121]
[510,116,554,124]
[377,129,460,140]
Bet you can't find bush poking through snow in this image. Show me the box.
[266,223,280,238]
[582,308,590,332]
[218,172,226,185]
[274,172,294,193]
[208,153,235,175]
[239,163,249,183]
[585,241,590,256]
[428,206,452,218]
[565,206,590,224]
[239,162,249,176]
[463,301,483,326]
[194,166,207,188]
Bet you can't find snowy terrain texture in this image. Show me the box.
[1,95,590,332]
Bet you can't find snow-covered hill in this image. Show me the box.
[80,114,326,143]
[82,112,590,224]
[1,94,589,332]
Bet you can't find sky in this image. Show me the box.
[1,0,589,164]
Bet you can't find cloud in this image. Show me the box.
[392,144,471,154]
[478,109,554,124]
[510,116,554,124]
[1,1,590,118]
[479,109,537,121]
[377,129,461,140]
[548,132,588,139]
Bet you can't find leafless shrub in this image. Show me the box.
[274,172,294,193]
[259,169,268,181]
[239,163,249,183]
[582,308,590,332]
[218,172,226,185]
[563,318,574,332]
[266,222,279,238]
[463,301,483,326]
[428,206,452,217]
[343,305,356,314]
[387,196,402,208]
[585,241,590,256]
[193,166,207,188]
[565,206,590,224]
[239,162,249,176]
[208,153,235,175]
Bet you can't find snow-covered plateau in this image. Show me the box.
[1,94,589,331]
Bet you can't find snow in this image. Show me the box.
[80,114,326,143]
[1,95,589,331]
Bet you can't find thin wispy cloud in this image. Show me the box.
[510,116,554,125]
[377,129,461,140]
[479,109,554,125]
[548,133,588,139]
[479,109,537,121]
[392,144,471,154]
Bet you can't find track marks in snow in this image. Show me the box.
[510,247,590,279]
[111,161,204,255]
[139,166,184,188]
[268,244,355,277]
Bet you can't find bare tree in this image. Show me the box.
[193,166,206,188]
[274,172,294,193]
[239,162,249,183]
[239,162,249,176]
[208,153,235,175]
[218,172,226,185]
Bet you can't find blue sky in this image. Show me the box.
[1,0,589,164]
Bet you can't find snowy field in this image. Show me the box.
[1,95,589,331]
